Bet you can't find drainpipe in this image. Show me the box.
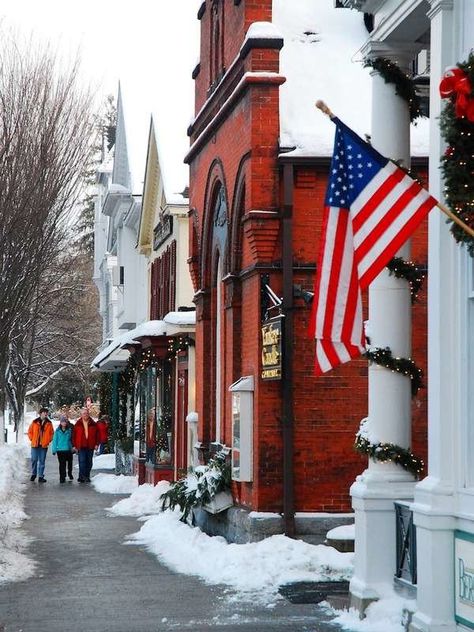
[282,163,295,538]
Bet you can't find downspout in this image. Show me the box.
[282,163,295,538]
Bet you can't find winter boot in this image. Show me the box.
[38,477,47,483]
[30,475,36,482]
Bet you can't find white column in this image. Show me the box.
[410,2,457,631]
[350,41,420,609]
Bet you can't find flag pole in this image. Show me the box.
[315,100,474,240]
[435,202,474,238]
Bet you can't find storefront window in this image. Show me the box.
[155,362,173,466]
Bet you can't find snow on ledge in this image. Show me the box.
[244,21,283,42]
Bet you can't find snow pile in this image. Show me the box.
[91,473,138,494]
[356,417,380,446]
[125,509,353,598]
[327,590,415,632]
[0,445,36,583]
[108,481,170,517]
[327,524,355,541]
[92,454,116,471]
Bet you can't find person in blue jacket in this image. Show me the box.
[51,415,74,483]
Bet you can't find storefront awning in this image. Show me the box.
[91,313,196,372]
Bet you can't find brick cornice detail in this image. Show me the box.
[186,72,285,164]
[242,211,280,262]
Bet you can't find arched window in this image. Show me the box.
[215,253,223,444]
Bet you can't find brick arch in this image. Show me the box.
[200,158,231,288]
[229,153,250,275]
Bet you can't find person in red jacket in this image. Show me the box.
[72,407,98,483]
[96,414,109,455]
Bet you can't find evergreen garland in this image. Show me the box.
[439,53,474,255]
[364,57,424,123]
[355,418,424,478]
[355,435,424,479]
[167,335,195,359]
[161,451,231,522]
[365,347,424,397]
[386,257,426,302]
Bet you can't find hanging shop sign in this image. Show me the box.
[261,316,283,380]
[455,530,474,629]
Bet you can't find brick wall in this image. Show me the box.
[188,0,428,515]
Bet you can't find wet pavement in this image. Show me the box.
[0,454,347,632]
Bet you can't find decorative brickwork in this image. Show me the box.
[188,0,428,516]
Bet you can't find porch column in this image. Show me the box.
[410,2,457,631]
[350,41,420,610]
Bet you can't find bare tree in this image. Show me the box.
[0,30,95,436]
[5,250,101,438]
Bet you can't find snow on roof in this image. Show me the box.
[273,0,428,157]
[163,311,196,326]
[120,320,167,346]
[91,330,133,368]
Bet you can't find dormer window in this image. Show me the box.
[210,0,224,87]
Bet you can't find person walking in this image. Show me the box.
[51,415,74,483]
[96,414,110,455]
[72,407,98,483]
[27,407,54,483]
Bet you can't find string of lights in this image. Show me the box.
[365,346,424,397]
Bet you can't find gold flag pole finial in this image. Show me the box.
[315,100,335,119]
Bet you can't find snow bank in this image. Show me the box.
[126,510,353,598]
[92,454,116,471]
[108,481,170,516]
[0,445,36,584]
[327,524,355,540]
[326,590,415,632]
[91,473,138,494]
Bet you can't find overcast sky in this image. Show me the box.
[0,0,201,195]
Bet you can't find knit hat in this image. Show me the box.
[59,415,68,422]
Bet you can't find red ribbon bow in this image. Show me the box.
[439,66,474,122]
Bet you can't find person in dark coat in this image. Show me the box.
[72,408,98,483]
[51,415,74,483]
[96,414,110,455]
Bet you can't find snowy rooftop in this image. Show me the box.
[272,0,429,157]
[163,311,196,327]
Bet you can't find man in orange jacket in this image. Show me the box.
[27,407,54,483]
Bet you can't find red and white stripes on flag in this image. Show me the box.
[310,119,436,375]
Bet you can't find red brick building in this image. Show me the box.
[186,0,428,541]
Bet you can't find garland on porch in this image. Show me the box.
[385,257,426,302]
[364,347,424,397]
[136,347,163,372]
[354,418,424,478]
[167,335,195,359]
[363,57,424,123]
[160,451,231,523]
[439,53,474,255]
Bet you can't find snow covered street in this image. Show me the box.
[0,451,352,632]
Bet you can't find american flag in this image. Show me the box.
[310,118,436,375]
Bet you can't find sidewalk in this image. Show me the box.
[0,454,345,632]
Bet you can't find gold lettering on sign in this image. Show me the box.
[261,319,282,380]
